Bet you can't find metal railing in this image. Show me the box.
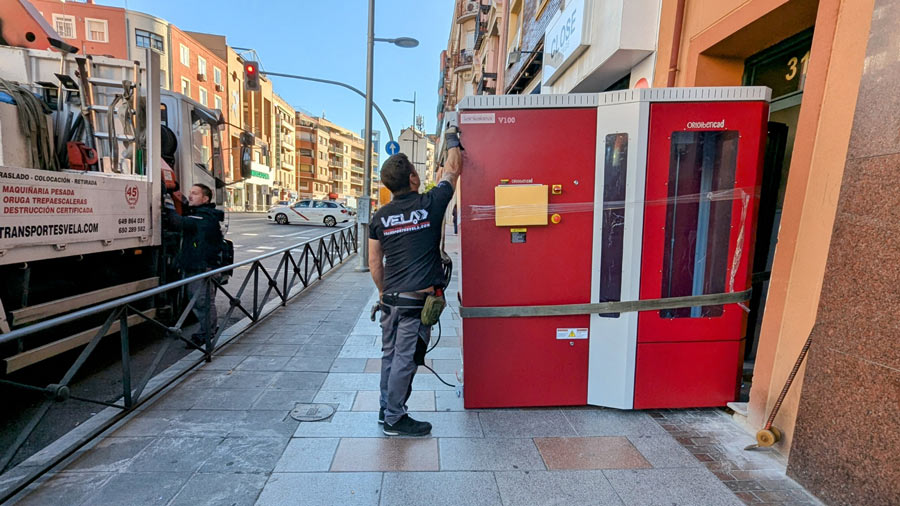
[0,225,357,502]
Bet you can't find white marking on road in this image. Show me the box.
[242,233,259,236]
[258,246,276,250]
[247,249,265,253]
[282,230,309,237]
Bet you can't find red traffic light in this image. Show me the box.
[244,61,261,91]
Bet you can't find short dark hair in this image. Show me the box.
[193,183,213,203]
[380,154,415,194]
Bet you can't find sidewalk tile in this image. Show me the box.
[435,390,466,412]
[479,410,578,438]
[179,370,234,389]
[12,472,112,506]
[111,410,184,437]
[141,386,198,410]
[161,410,247,438]
[380,472,502,506]
[331,438,439,471]
[126,437,221,472]
[433,336,461,348]
[251,389,317,410]
[200,355,248,370]
[319,373,381,391]
[306,334,349,346]
[65,436,155,472]
[627,434,703,469]
[296,344,342,359]
[269,371,327,390]
[439,438,545,471]
[230,410,299,438]
[422,347,461,359]
[255,472,382,506]
[345,335,378,346]
[339,345,384,359]
[198,437,290,473]
[534,437,651,470]
[273,438,340,472]
[234,355,292,371]
[330,358,368,372]
[353,390,435,412]
[169,473,268,506]
[495,470,624,506]
[412,373,458,390]
[563,408,668,436]
[313,391,357,411]
[190,388,264,410]
[292,412,384,438]
[266,333,311,345]
[81,472,190,505]
[605,468,743,506]
[283,356,333,372]
[408,411,484,437]
[430,359,462,373]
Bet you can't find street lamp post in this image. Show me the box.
[358,1,419,272]
[392,92,418,181]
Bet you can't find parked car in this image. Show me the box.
[267,199,354,227]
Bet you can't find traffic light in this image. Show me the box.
[244,61,260,91]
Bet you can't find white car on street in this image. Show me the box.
[267,199,355,227]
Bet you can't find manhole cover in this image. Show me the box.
[290,403,335,422]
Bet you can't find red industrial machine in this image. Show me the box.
[457,87,770,410]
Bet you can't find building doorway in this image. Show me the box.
[739,28,813,396]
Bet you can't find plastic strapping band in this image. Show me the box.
[458,289,752,318]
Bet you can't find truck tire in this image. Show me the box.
[276,213,288,225]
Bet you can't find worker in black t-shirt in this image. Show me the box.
[368,129,463,436]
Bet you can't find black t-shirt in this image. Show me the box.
[369,181,454,293]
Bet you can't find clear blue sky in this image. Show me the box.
[97,0,454,145]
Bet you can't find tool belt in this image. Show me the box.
[376,289,446,326]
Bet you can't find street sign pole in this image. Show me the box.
[358,0,375,272]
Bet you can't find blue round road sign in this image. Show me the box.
[385,140,400,155]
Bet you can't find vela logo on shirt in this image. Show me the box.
[382,209,430,236]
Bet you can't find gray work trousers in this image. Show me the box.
[379,303,430,425]
[187,277,217,341]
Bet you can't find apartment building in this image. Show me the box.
[125,10,171,89]
[295,111,318,200]
[273,94,297,201]
[30,0,127,58]
[398,127,435,186]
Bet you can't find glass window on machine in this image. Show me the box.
[660,131,739,318]
[599,133,628,318]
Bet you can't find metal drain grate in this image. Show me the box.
[289,403,336,422]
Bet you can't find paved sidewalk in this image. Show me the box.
[10,227,816,506]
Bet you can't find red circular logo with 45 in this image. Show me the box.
[125,185,140,207]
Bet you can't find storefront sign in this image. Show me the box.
[0,167,149,248]
[543,0,593,86]
[251,170,269,180]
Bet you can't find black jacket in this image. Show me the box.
[165,202,224,275]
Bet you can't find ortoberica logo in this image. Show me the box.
[686,119,726,129]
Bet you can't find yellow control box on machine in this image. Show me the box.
[494,184,548,226]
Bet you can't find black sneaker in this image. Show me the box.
[378,408,385,425]
[383,414,431,436]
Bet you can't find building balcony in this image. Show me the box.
[350,165,364,174]
[454,49,474,73]
[456,0,479,23]
[350,176,363,185]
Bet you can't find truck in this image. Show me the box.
[0,45,240,374]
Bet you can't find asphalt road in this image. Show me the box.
[219,212,358,327]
